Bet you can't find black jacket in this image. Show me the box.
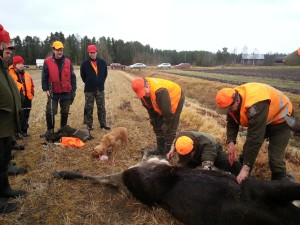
[80,57,107,92]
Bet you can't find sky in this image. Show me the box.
[1,0,299,54]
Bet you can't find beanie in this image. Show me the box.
[175,136,194,155]
[0,24,4,42]
[13,56,25,66]
[215,88,236,108]
[131,77,146,98]
[4,30,10,43]
[87,45,97,52]
[52,41,64,49]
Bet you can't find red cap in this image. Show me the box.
[4,30,10,43]
[87,45,97,52]
[0,24,4,42]
[13,56,25,66]
[131,77,146,98]
[215,88,236,108]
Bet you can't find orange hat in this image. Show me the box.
[175,136,194,155]
[215,88,236,108]
[52,41,64,49]
[13,56,25,66]
[131,77,146,98]
[87,44,97,52]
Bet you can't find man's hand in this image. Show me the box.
[227,142,239,166]
[46,90,50,97]
[237,165,250,184]
[166,144,175,160]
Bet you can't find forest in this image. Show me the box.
[11,31,286,67]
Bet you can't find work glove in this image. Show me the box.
[201,161,214,170]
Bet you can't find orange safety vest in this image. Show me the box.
[142,78,181,115]
[45,57,72,93]
[9,65,34,100]
[229,83,293,126]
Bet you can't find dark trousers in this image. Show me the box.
[46,97,70,130]
[84,91,107,127]
[0,136,12,174]
[21,97,32,133]
[153,93,185,145]
[265,122,291,174]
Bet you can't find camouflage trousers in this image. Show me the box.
[84,90,107,127]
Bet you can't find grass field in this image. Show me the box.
[1,66,299,225]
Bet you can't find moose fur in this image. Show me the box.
[53,158,300,225]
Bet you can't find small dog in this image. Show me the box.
[92,127,129,160]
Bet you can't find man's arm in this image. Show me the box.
[242,101,269,168]
[156,88,173,122]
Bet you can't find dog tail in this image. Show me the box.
[53,170,124,187]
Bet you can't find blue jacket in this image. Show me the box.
[80,57,107,92]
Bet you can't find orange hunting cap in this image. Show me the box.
[131,77,146,98]
[215,88,236,108]
[52,41,64,49]
[175,136,194,155]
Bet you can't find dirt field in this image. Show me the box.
[1,67,299,225]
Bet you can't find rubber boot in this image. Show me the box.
[147,137,165,155]
[161,144,172,159]
[60,113,69,128]
[0,199,17,213]
[0,172,26,198]
[8,162,27,176]
[46,113,55,131]
[271,172,289,181]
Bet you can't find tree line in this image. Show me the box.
[11,32,284,67]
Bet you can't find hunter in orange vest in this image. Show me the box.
[215,82,293,183]
[132,77,185,158]
[9,56,34,136]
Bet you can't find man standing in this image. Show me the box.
[80,44,110,131]
[166,131,242,176]
[42,41,76,134]
[0,24,26,213]
[131,77,185,158]
[215,83,293,184]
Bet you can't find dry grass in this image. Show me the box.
[2,68,299,225]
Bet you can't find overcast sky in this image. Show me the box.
[1,0,299,54]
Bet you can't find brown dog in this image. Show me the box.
[92,127,129,159]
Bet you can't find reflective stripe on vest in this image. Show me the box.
[232,83,293,126]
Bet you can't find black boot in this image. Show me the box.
[0,199,17,213]
[60,113,69,128]
[271,172,290,181]
[0,172,26,198]
[161,144,172,159]
[147,137,165,155]
[8,162,27,176]
[46,113,55,131]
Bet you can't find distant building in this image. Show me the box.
[241,54,264,65]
